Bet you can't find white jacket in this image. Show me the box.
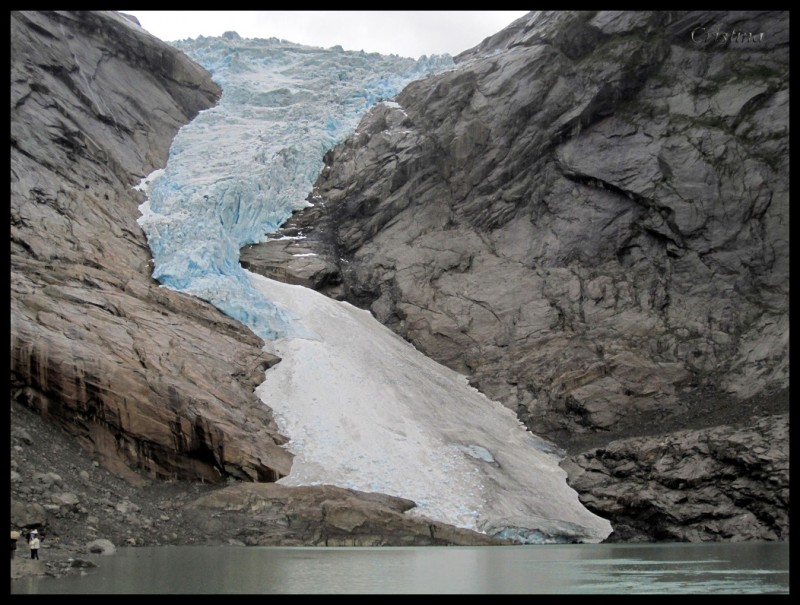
[29,536,40,550]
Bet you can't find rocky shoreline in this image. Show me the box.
[11,392,789,583]
[10,397,506,583]
[10,398,222,581]
[11,545,101,582]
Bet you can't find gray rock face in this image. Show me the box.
[563,414,789,542]
[248,10,788,440]
[246,13,788,445]
[10,10,290,485]
[242,10,789,541]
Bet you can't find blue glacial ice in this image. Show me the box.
[137,34,453,340]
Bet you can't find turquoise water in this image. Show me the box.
[11,542,789,594]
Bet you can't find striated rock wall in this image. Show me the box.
[10,10,291,485]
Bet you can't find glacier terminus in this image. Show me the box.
[136,32,613,544]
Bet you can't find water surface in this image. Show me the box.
[11,542,789,594]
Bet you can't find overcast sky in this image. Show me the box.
[121,11,530,58]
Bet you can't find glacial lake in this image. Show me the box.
[11,542,789,594]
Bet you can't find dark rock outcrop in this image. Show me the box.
[242,11,789,541]
[563,414,789,542]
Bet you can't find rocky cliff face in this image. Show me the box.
[563,414,789,541]
[10,10,291,486]
[242,11,789,541]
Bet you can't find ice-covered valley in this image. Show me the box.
[136,33,612,543]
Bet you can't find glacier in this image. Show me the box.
[251,273,612,542]
[136,33,612,543]
[137,33,451,340]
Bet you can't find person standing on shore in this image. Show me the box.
[29,530,40,560]
[11,531,20,559]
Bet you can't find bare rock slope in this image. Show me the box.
[11,9,290,486]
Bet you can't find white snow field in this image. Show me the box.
[251,272,612,543]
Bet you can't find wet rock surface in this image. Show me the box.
[563,413,789,542]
